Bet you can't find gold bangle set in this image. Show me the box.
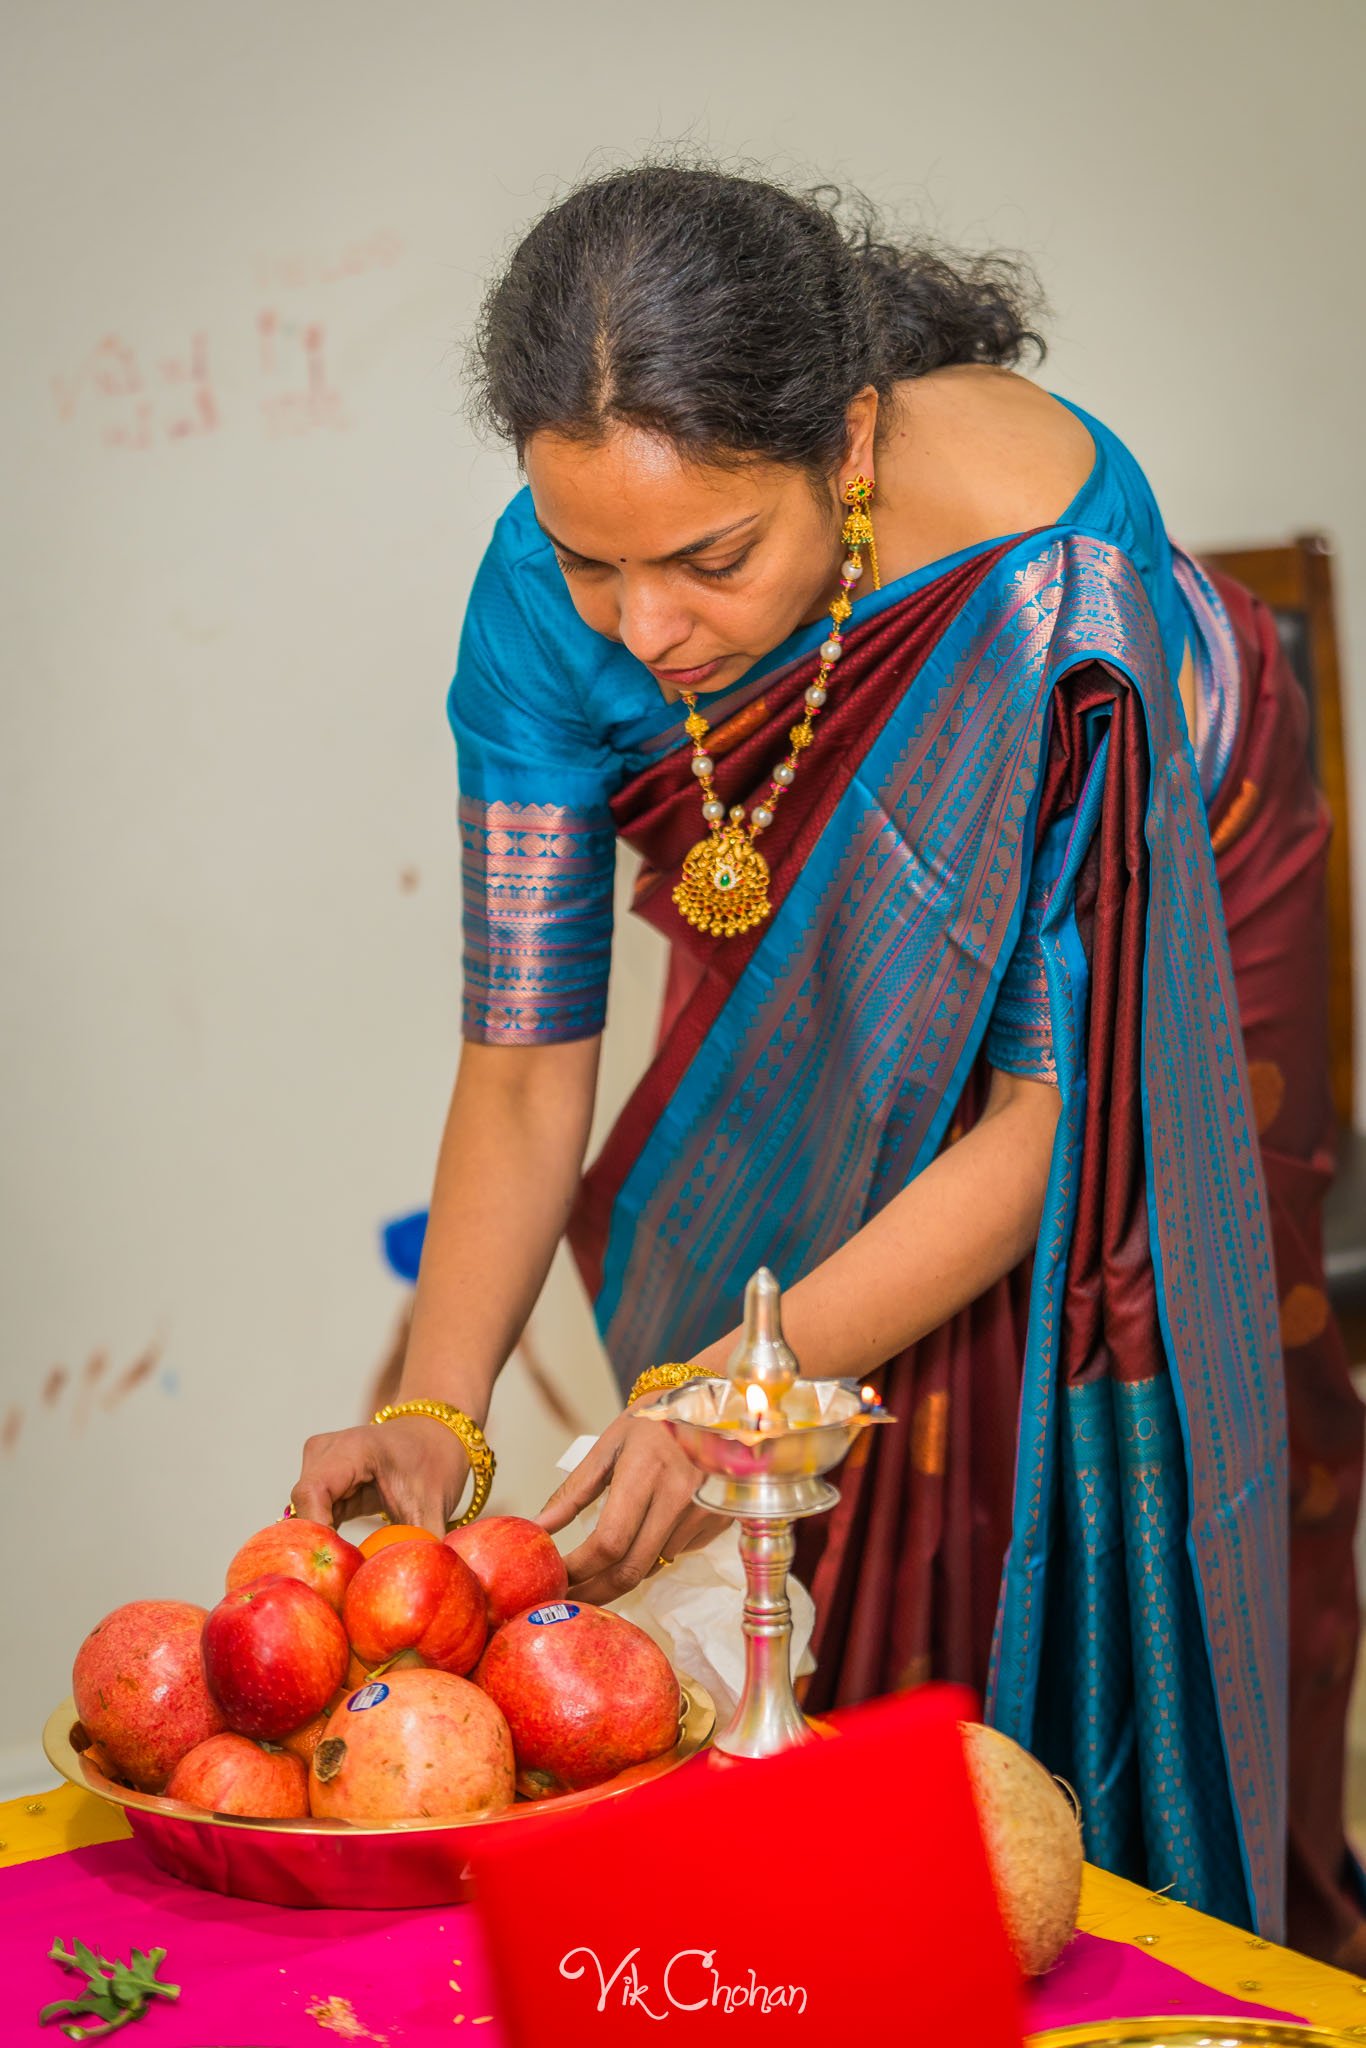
[626,1363,724,1575]
[371,1399,495,1527]
[345,1371,715,1550]
[627,1361,724,1407]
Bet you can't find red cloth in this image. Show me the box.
[467,1685,1023,2046]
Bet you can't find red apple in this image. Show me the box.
[225,1519,363,1613]
[165,1732,309,1818]
[308,1668,514,1822]
[475,1601,681,1794]
[445,1515,568,1630]
[202,1575,348,1740]
[343,1540,486,1676]
[73,1600,227,1792]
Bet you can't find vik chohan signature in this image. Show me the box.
[560,1945,809,2019]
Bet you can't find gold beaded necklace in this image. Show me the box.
[672,475,880,937]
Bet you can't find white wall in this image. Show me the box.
[3,0,1363,1791]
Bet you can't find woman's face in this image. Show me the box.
[523,423,851,700]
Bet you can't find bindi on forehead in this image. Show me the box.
[525,428,776,565]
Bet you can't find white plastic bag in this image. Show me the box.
[553,1434,817,1720]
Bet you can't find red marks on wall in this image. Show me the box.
[257,313,348,438]
[53,331,220,451]
[72,1348,109,1435]
[104,1342,162,1409]
[253,229,405,293]
[52,334,137,420]
[52,317,348,448]
[2,1341,166,1454]
[50,226,402,452]
[161,332,220,442]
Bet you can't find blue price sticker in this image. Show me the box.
[527,1603,580,1626]
[347,1681,391,1711]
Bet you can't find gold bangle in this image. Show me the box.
[627,1362,724,1407]
[371,1400,495,1527]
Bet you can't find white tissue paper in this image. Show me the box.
[553,1434,818,1720]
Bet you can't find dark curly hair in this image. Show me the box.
[471,160,1047,476]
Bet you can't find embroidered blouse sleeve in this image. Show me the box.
[983,827,1064,1086]
[448,512,620,1046]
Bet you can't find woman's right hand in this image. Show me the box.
[290,1416,472,1535]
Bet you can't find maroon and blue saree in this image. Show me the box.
[566,536,1354,1954]
[405,405,1360,1957]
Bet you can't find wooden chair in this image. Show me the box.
[1200,535,1364,1355]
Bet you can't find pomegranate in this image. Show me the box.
[72,1601,227,1792]
[308,1668,514,1822]
[475,1601,681,1794]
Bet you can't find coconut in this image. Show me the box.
[961,1721,1084,1975]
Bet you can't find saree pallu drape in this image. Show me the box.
[569,531,1292,1942]
[1203,571,1364,1965]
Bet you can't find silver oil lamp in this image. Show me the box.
[632,1268,894,1758]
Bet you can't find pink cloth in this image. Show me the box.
[0,1838,1301,2044]
[2,1840,506,2045]
[1032,1929,1299,2031]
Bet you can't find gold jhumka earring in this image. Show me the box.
[672,475,881,938]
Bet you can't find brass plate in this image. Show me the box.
[1030,2022,1360,2047]
[42,1680,715,1908]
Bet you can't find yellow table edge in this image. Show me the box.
[0,1779,130,1866]
[1056,1865,1366,2037]
[6,1785,1366,2034]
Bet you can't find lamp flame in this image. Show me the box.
[746,1383,770,1422]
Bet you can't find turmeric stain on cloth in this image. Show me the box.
[305,1992,389,2043]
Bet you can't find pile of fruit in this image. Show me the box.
[71,1516,684,1825]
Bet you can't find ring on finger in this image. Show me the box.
[653,1553,674,1572]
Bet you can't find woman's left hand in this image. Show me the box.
[534,1407,729,1605]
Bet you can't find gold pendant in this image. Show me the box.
[672,825,771,936]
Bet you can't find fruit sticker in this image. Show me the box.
[347,1681,391,1711]
[527,1603,580,1626]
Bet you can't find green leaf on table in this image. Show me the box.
[40,1935,180,2040]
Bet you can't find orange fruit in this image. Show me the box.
[359,1523,440,1559]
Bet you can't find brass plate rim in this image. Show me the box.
[42,1677,715,1839]
[1029,2019,1361,2047]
